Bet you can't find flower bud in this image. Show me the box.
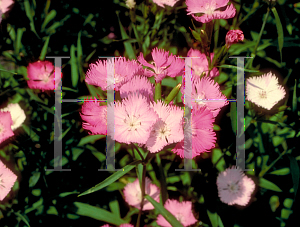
[225,30,244,48]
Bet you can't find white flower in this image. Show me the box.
[217,166,255,206]
[0,103,26,130]
[126,0,136,9]
[246,72,286,110]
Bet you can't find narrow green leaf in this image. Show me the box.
[230,102,237,135]
[22,125,40,142]
[145,195,184,227]
[287,154,299,199]
[15,28,25,55]
[77,135,105,147]
[70,44,79,87]
[59,191,79,197]
[271,7,284,62]
[292,79,297,113]
[109,200,121,218]
[77,31,83,63]
[269,168,290,175]
[207,210,224,227]
[29,171,41,187]
[165,83,182,104]
[217,64,259,72]
[41,9,57,30]
[259,178,282,192]
[14,211,30,227]
[117,13,135,59]
[39,36,50,61]
[74,202,126,225]
[78,160,142,197]
[156,153,168,204]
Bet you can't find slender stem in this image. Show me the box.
[132,143,145,162]
[136,162,147,227]
[246,7,270,69]
[154,81,161,102]
[258,149,287,178]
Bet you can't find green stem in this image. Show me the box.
[258,149,287,178]
[154,81,161,102]
[246,7,270,69]
[132,143,145,162]
[136,162,147,227]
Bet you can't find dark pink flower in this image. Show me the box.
[120,76,154,101]
[80,100,107,135]
[181,77,228,117]
[123,177,160,210]
[107,32,116,39]
[172,106,216,159]
[0,111,14,144]
[146,101,184,153]
[85,58,143,91]
[27,61,61,91]
[225,29,244,48]
[0,159,17,200]
[152,0,179,8]
[156,199,197,227]
[111,93,158,144]
[186,0,236,23]
[138,48,184,83]
[217,166,255,206]
[120,224,134,227]
[187,48,219,79]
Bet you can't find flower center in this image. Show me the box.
[228,182,240,194]
[205,1,216,15]
[176,213,184,223]
[158,124,171,142]
[195,91,206,106]
[124,114,141,131]
[0,174,5,188]
[259,90,267,99]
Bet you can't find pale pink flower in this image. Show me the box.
[187,48,219,79]
[0,111,14,144]
[0,159,17,200]
[181,77,228,117]
[0,103,26,130]
[111,93,158,144]
[156,199,197,227]
[217,166,255,206]
[246,72,286,110]
[146,101,184,153]
[152,0,179,8]
[27,61,61,91]
[172,106,216,159]
[0,0,13,14]
[120,224,134,227]
[225,30,244,48]
[80,100,107,135]
[85,58,143,91]
[138,48,184,83]
[107,32,116,39]
[120,76,154,101]
[123,177,160,210]
[186,0,236,23]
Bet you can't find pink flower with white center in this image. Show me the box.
[186,0,236,23]
[217,166,255,206]
[156,199,197,227]
[120,76,154,101]
[0,111,14,145]
[152,0,179,8]
[225,30,244,48]
[187,48,219,79]
[80,100,107,135]
[111,93,158,144]
[123,177,160,210]
[146,101,184,153]
[0,0,13,14]
[85,58,143,91]
[0,160,17,200]
[181,77,228,117]
[0,103,26,130]
[138,48,184,83]
[27,61,61,91]
[246,72,286,110]
[172,106,216,159]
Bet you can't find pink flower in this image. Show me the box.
[120,76,154,102]
[181,77,228,117]
[107,32,116,39]
[246,72,286,110]
[172,106,216,159]
[187,48,219,79]
[100,225,110,227]
[217,166,255,206]
[152,0,179,8]
[0,160,17,200]
[0,0,13,14]
[111,93,158,144]
[146,101,184,153]
[120,224,134,227]
[0,103,26,130]
[85,58,143,91]
[27,61,61,91]
[123,177,160,210]
[80,100,107,135]
[0,111,14,145]
[186,0,236,23]
[156,199,197,227]
[225,30,244,48]
[138,48,184,83]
